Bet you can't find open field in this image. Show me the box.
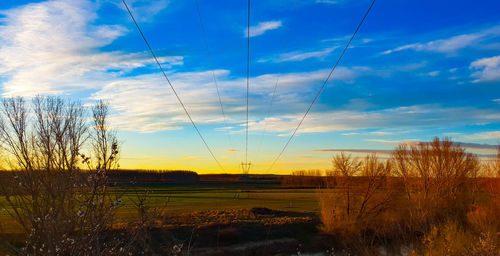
[0,178,328,255]
[115,186,320,218]
[2,173,500,255]
[0,182,321,233]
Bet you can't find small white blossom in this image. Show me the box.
[77,210,85,217]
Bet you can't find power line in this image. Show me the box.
[254,0,299,165]
[267,0,376,172]
[122,0,225,172]
[194,0,233,149]
[245,0,250,164]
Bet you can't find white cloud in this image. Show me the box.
[383,26,500,54]
[342,132,359,136]
[117,0,169,22]
[90,67,366,133]
[493,99,500,103]
[342,131,392,136]
[369,131,392,135]
[365,139,402,144]
[401,141,498,151]
[313,148,393,155]
[91,70,234,133]
[245,21,282,37]
[247,105,500,136]
[258,46,339,63]
[0,0,181,97]
[428,71,440,77]
[470,55,500,82]
[2,0,498,139]
[462,131,500,141]
[315,0,340,4]
[383,34,480,54]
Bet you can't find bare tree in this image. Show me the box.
[90,100,119,172]
[392,138,480,225]
[332,152,361,217]
[320,153,393,236]
[0,97,33,170]
[357,154,392,220]
[0,96,124,256]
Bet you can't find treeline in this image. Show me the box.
[281,170,499,190]
[107,169,199,184]
[281,169,326,187]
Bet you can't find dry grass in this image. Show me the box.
[318,138,500,255]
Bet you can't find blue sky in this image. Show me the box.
[0,0,499,173]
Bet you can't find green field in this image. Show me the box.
[0,184,322,233]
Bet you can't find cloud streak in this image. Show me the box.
[313,148,393,154]
[248,105,500,136]
[383,26,500,54]
[245,21,282,37]
[258,46,339,63]
[461,131,500,141]
[91,68,358,133]
[470,55,500,82]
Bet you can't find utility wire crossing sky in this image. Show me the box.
[0,0,499,173]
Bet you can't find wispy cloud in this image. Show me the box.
[315,0,340,4]
[117,0,169,22]
[313,146,498,159]
[342,131,392,136]
[456,142,498,150]
[427,71,440,77]
[382,34,479,54]
[91,70,235,133]
[91,67,367,133]
[312,148,393,155]
[461,131,500,141]
[470,55,500,82]
[258,46,338,63]
[382,26,500,54]
[342,132,359,136]
[401,141,498,150]
[0,0,181,97]
[314,140,499,157]
[247,105,500,135]
[245,21,282,37]
[365,139,403,144]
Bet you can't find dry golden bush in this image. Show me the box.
[318,138,500,255]
[392,138,480,227]
[420,221,473,256]
[319,153,393,239]
[483,147,500,178]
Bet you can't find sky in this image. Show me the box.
[0,0,499,174]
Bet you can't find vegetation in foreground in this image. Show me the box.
[317,138,500,255]
[0,96,498,255]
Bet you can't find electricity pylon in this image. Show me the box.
[240,162,252,175]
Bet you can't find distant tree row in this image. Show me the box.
[107,169,199,184]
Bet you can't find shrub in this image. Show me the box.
[318,138,499,255]
[392,138,480,227]
[0,97,124,255]
[319,153,393,243]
